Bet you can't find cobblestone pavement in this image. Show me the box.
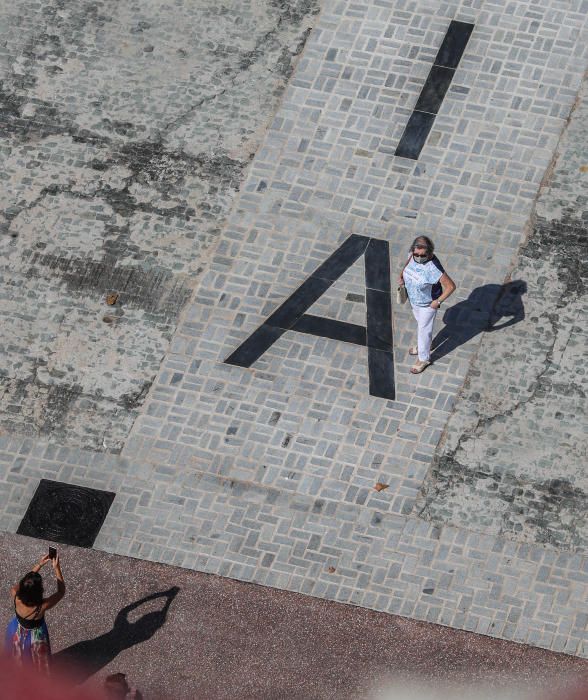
[0,0,588,662]
[417,78,588,551]
[0,0,319,451]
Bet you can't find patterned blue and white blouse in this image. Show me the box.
[402,255,445,307]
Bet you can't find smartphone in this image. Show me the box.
[48,546,57,560]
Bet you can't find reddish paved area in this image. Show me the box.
[1,534,587,699]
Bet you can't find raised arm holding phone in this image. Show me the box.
[5,547,66,673]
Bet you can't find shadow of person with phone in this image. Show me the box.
[54,586,179,683]
[431,280,527,363]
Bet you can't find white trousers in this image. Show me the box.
[411,304,437,361]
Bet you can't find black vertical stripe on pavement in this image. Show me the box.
[414,65,455,115]
[434,20,475,69]
[364,238,391,292]
[395,111,436,160]
[368,348,395,401]
[366,289,393,352]
[395,20,474,160]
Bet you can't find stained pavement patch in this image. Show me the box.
[0,0,319,451]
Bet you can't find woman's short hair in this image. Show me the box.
[18,571,44,607]
[411,235,435,255]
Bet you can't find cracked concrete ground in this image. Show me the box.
[417,78,588,552]
[0,0,319,452]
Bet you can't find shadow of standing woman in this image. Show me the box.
[54,586,179,683]
[430,280,527,363]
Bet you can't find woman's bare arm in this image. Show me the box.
[41,554,65,612]
[431,273,456,308]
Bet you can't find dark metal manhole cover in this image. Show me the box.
[17,479,116,548]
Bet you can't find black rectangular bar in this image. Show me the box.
[394,111,435,160]
[310,234,370,282]
[366,289,393,351]
[225,324,286,367]
[292,314,367,346]
[364,238,391,292]
[395,20,473,160]
[367,348,395,400]
[434,20,474,69]
[414,65,455,114]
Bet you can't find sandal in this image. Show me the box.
[409,346,418,356]
[410,360,430,374]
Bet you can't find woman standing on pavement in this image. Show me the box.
[5,551,66,673]
[399,235,456,374]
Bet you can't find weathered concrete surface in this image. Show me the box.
[1,534,587,699]
[0,0,319,452]
[417,78,588,551]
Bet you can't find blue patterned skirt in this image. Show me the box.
[4,617,51,673]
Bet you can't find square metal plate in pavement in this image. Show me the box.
[17,479,116,548]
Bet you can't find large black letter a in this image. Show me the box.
[225,235,395,400]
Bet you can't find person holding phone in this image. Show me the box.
[5,548,66,672]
